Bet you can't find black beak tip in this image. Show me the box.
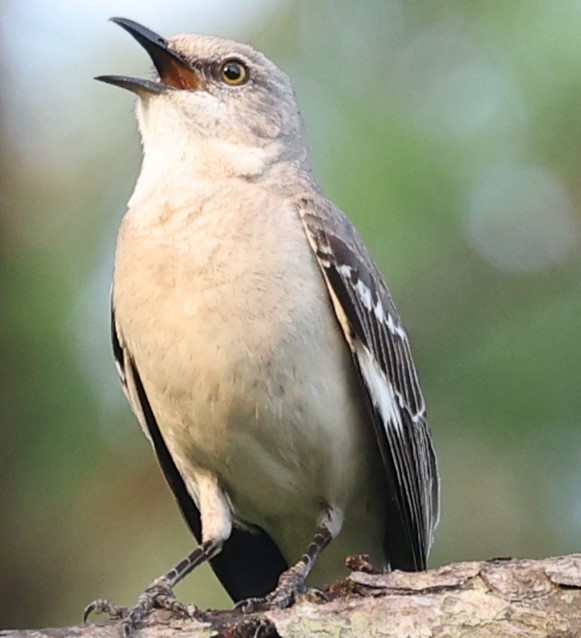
[94,74,167,96]
[108,16,169,50]
[95,74,127,87]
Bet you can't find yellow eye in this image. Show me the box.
[219,59,249,86]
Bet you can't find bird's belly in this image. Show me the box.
[155,325,386,578]
[120,271,385,572]
[140,292,370,514]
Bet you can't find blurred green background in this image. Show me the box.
[2,0,580,629]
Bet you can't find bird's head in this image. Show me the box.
[98,18,310,181]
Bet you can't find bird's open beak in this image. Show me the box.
[96,17,201,95]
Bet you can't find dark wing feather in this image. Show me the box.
[111,307,288,601]
[297,196,440,571]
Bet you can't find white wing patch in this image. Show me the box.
[355,279,373,310]
[386,312,406,339]
[338,264,354,277]
[356,342,404,434]
[373,298,386,322]
[349,270,407,340]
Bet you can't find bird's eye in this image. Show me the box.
[219,59,249,86]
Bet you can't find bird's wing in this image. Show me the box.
[110,305,288,601]
[297,196,440,571]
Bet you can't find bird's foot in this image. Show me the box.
[237,565,325,613]
[83,598,128,621]
[84,577,195,637]
[345,553,380,574]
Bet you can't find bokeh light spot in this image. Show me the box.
[466,164,578,273]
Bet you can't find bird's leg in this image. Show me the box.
[238,524,333,613]
[84,539,221,637]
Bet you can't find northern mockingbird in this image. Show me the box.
[86,17,440,636]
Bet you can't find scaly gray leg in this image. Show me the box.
[84,539,221,637]
[237,526,332,613]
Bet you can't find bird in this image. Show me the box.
[86,17,440,636]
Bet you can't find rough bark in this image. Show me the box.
[2,554,580,638]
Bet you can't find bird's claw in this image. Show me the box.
[236,566,309,613]
[84,578,194,638]
[83,598,128,622]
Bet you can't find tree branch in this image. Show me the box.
[2,554,580,638]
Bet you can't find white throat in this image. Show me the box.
[128,97,282,210]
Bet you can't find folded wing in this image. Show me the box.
[297,196,440,571]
